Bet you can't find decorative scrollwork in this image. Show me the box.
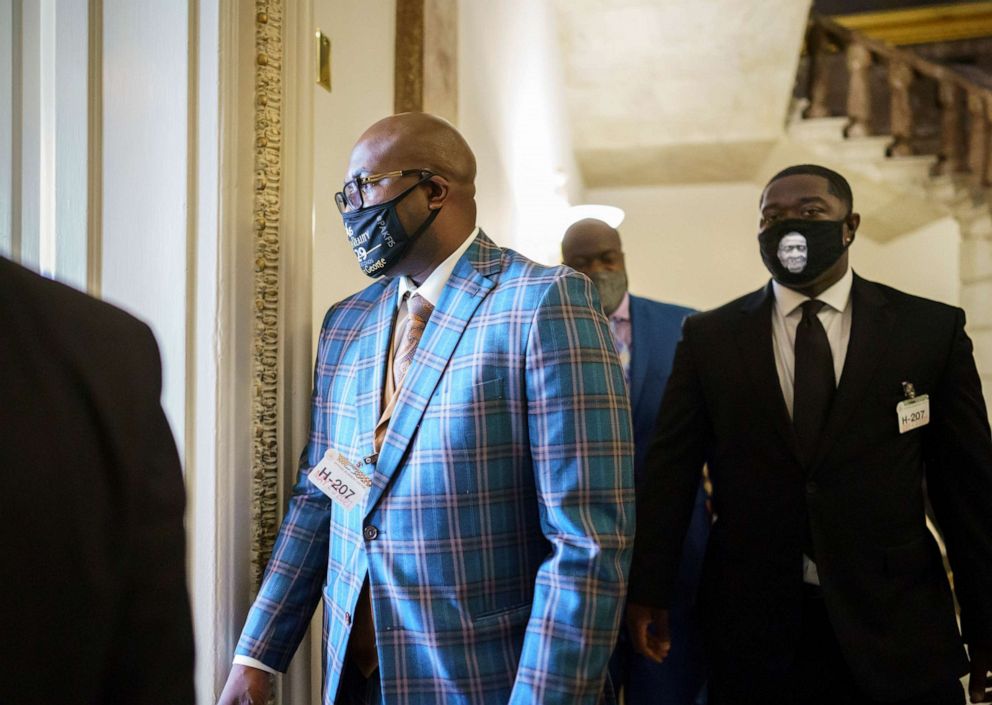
[251,0,283,597]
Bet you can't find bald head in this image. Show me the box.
[562,219,622,260]
[351,112,476,186]
[342,112,478,284]
[561,218,628,315]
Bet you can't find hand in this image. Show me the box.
[626,603,671,663]
[970,647,992,703]
[216,664,274,705]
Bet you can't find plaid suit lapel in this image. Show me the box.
[356,278,398,461]
[364,232,500,516]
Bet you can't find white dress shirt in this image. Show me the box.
[770,266,854,585]
[233,228,480,676]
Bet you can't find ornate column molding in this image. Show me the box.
[394,0,458,123]
[251,0,283,596]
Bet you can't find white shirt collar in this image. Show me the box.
[772,266,854,318]
[396,227,480,308]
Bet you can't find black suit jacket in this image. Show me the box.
[0,257,195,704]
[629,273,992,701]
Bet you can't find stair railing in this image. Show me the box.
[804,14,990,186]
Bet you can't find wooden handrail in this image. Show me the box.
[805,14,991,183]
[813,14,992,101]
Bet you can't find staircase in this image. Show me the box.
[787,14,992,412]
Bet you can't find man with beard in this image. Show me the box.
[626,164,992,704]
[562,218,710,705]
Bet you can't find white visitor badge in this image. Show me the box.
[308,449,372,510]
[896,394,930,434]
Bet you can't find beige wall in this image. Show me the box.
[587,184,961,312]
[586,183,770,310]
[311,0,587,321]
[459,0,581,264]
[310,0,396,342]
[101,0,191,445]
[856,215,960,306]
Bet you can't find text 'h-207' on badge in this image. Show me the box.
[896,381,930,435]
[308,449,373,510]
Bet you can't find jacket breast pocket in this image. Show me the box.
[465,377,510,446]
[424,376,511,453]
[472,376,504,402]
[471,601,532,629]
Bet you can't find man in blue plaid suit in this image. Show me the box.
[218,113,635,705]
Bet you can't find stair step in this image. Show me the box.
[788,98,811,125]
[833,136,894,164]
[787,117,849,143]
[787,117,992,242]
[876,155,938,190]
[927,174,973,205]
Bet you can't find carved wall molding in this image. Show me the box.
[394,0,458,123]
[251,0,283,596]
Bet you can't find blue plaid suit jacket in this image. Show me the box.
[236,231,635,704]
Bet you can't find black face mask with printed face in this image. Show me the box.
[757,218,848,287]
[342,175,440,278]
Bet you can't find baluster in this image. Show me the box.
[967,91,988,186]
[845,43,873,137]
[805,23,832,119]
[888,60,914,156]
[936,78,963,176]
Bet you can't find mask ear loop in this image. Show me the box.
[407,204,441,242]
[405,173,443,242]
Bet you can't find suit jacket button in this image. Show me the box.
[344,611,352,625]
[363,525,378,541]
[806,481,818,494]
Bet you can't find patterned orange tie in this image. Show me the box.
[373,293,434,456]
[393,293,434,390]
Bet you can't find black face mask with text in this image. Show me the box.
[342,175,440,278]
[757,218,849,287]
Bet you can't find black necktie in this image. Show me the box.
[793,300,834,465]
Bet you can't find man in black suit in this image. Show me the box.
[0,256,195,705]
[626,165,992,705]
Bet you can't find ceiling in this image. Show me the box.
[552,0,813,187]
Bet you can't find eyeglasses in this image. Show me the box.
[334,169,433,213]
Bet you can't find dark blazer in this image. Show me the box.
[629,295,696,482]
[0,257,195,705]
[629,273,992,702]
[613,295,709,705]
[628,294,709,598]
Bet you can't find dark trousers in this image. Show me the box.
[709,587,964,705]
[334,660,382,705]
